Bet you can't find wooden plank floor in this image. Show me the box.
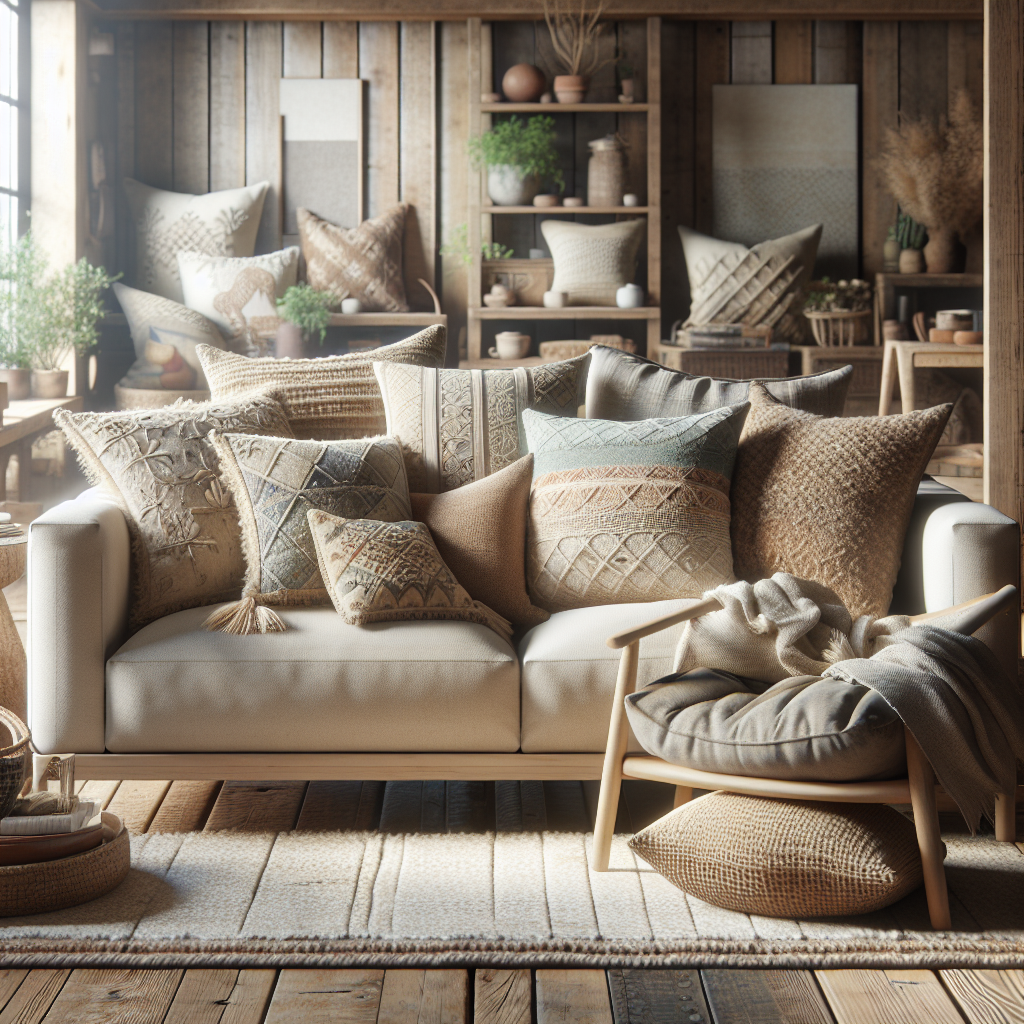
[20,776,1019,1024]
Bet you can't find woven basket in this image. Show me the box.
[0,708,29,820]
[0,811,129,916]
[114,384,211,410]
[539,338,637,361]
[805,309,872,347]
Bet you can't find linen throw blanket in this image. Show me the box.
[672,574,1024,832]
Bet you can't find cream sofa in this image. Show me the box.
[26,479,1019,783]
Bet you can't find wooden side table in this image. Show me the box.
[0,397,83,503]
[0,534,27,723]
[878,340,984,417]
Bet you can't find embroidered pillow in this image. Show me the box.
[113,282,225,395]
[178,248,299,358]
[206,433,411,633]
[374,355,589,493]
[197,325,447,441]
[541,219,646,306]
[523,405,748,613]
[299,204,409,312]
[731,382,951,618]
[308,511,511,642]
[54,395,294,630]
[124,178,268,303]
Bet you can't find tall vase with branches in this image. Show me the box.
[542,0,616,102]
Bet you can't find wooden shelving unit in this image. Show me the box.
[873,272,983,346]
[465,17,661,364]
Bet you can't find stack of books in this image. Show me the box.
[671,323,775,350]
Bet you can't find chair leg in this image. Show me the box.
[593,640,640,872]
[673,786,693,808]
[905,728,951,929]
[995,791,1016,842]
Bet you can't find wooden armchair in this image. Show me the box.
[592,586,1020,930]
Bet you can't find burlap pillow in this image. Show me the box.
[197,325,446,440]
[731,383,951,618]
[308,511,511,642]
[541,219,645,306]
[410,455,548,631]
[523,405,748,613]
[55,395,294,631]
[374,355,589,493]
[629,792,923,917]
[298,204,409,312]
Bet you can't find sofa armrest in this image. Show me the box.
[922,500,1020,680]
[27,492,130,753]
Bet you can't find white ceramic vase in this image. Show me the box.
[616,283,644,309]
[487,165,540,207]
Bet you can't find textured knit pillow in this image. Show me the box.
[198,325,446,441]
[113,282,226,394]
[54,395,294,630]
[308,511,512,642]
[206,433,411,633]
[629,792,923,918]
[124,178,268,303]
[731,383,951,618]
[541,219,645,306]
[410,455,548,631]
[374,356,589,493]
[586,345,852,420]
[523,405,748,613]
[178,248,299,358]
[299,204,409,312]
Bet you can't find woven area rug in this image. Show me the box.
[1,827,1022,970]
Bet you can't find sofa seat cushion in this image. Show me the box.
[519,599,695,753]
[106,606,520,753]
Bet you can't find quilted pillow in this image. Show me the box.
[197,325,447,441]
[299,204,409,312]
[54,395,294,630]
[124,178,267,303]
[586,345,852,420]
[374,356,589,493]
[178,248,299,357]
[522,405,748,613]
[206,433,411,633]
[308,511,512,642]
[629,792,923,918]
[541,219,645,306]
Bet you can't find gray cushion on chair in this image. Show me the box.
[625,668,906,782]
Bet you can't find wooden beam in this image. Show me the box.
[134,21,174,191]
[694,21,729,236]
[209,21,247,190]
[245,21,283,253]
[360,22,400,217]
[775,20,813,83]
[172,21,210,194]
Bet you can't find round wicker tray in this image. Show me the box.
[0,811,129,917]
[114,384,211,410]
[805,309,872,347]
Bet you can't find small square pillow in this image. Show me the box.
[541,219,646,306]
[206,433,411,633]
[54,394,294,630]
[308,511,512,642]
[374,355,589,493]
[731,382,951,618]
[410,454,548,631]
[523,404,749,613]
[586,345,852,420]
[113,282,226,394]
[197,325,447,441]
[178,247,299,357]
[298,204,409,312]
[124,178,268,303]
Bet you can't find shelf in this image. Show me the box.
[480,102,650,113]
[875,273,983,288]
[482,206,649,215]
[469,305,660,320]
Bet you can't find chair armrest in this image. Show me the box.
[27,492,130,753]
[606,596,721,650]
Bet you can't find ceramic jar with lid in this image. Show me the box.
[587,135,627,208]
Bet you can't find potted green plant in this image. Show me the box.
[0,234,43,400]
[468,115,564,207]
[275,284,333,359]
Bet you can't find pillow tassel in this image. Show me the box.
[203,595,287,635]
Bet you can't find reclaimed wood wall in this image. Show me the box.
[91,16,982,355]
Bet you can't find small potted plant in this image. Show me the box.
[617,59,636,103]
[275,284,333,359]
[469,115,564,207]
[0,234,43,400]
[543,0,616,102]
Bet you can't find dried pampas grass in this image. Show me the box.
[877,90,982,238]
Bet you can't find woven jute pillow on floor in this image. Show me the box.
[628,792,924,918]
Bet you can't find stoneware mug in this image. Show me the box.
[616,283,644,309]
[543,290,569,308]
[341,298,362,314]
[490,331,531,360]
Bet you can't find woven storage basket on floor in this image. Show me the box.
[0,811,129,917]
[0,708,29,820]
[628,792,924,918]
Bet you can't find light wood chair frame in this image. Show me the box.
[592,587,1020,930]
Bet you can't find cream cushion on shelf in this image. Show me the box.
[541,219,645,306]
[105,606,519,753]
[124,178,268,303]
[197,325,447,440]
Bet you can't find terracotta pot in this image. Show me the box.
[898,248,925,274]
[274,321,305,359]
[923,226,956,274]
[30,369,69,399]
[0,369,31,401]
[554,75,587,103]
[882,235,901,273]
[502,63,546,102]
